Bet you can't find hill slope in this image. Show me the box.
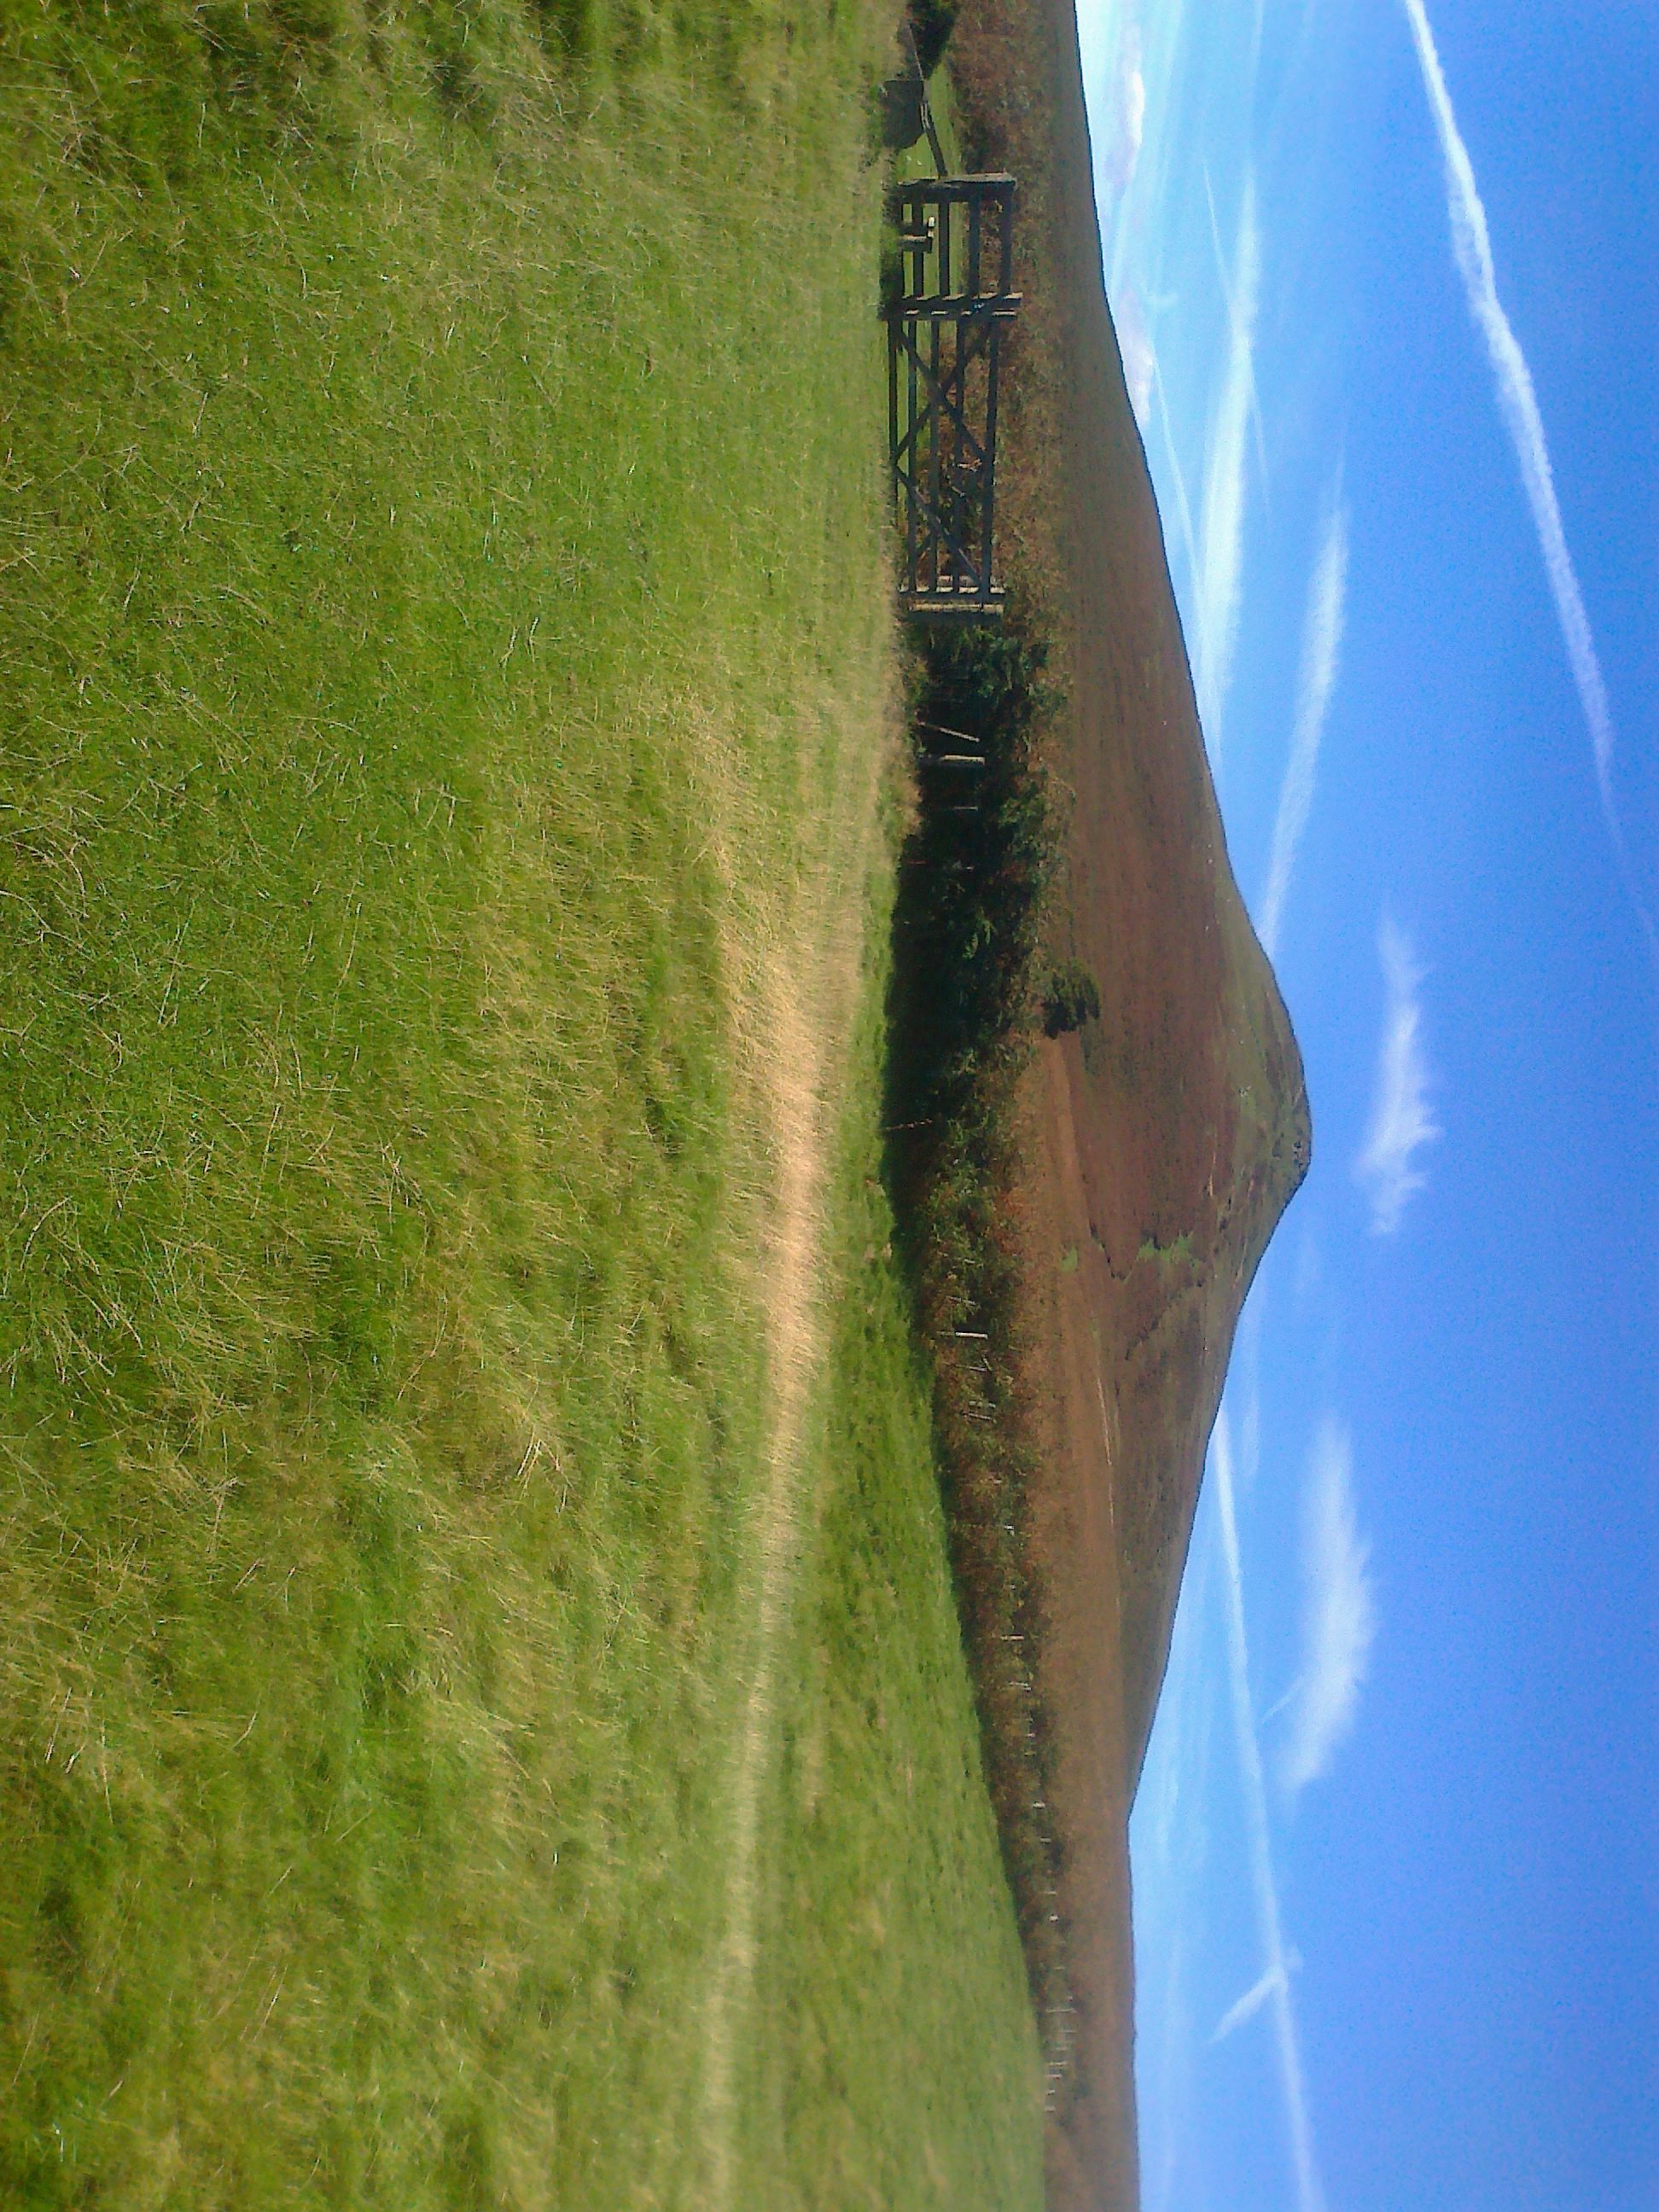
[948,2,1312,2206]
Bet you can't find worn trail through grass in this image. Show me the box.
[699,692,885,2206]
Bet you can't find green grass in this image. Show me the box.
[748,930,1043,2212]
[881,616,1075,2034]
[0,3,1040,2203]
[888,57,965,185]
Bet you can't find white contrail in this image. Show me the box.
[1212,1959,1285,2045]
[1260,500,1348,959]
[1281,1418,1377,1796]
[1354,915,1439,1237]
[1154,351,1200,597]
[1400,0,1653,957]
[1192,172,1260,763]
[1203,165,1272,528]
[1213,1409,1327,2212]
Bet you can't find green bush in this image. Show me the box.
[882,609,1074,2047]
[1041,959,1099,1037]
[905,0,957,77]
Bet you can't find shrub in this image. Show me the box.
[883,607,1074,2046]
[906,0,957,78]
[1040,959,1098,1038]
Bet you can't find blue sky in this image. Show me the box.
[1073,3,1659,2207]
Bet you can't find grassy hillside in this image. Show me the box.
[760,970,1043,2210]
[0,4,1041,2203]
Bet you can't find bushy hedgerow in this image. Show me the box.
[883,613,1074,2043]
[1041,958,1100,1038]
[905,0,957,77]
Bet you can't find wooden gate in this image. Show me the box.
[886,175,1020,621]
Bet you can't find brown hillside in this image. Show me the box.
[946,3,1312,2209]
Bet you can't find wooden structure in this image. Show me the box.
[886,175,1020,621]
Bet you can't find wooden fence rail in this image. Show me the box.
[886,174,1020,622]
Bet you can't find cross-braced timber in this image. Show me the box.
[886,175,1020,622]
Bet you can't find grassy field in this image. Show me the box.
[0,3,1041,2203]
[746,967,1042,2210]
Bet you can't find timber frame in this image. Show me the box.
[886,174,1020,622]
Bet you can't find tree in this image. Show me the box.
[1040,960,1099,1038]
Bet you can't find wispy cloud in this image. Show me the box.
[1212,1408,1327,2212]
[1152,350,1198,582]
[1259,500,1348,960]
[1129,1476,1220,2212]
[1202,167,1271,524]
[1400,0,1642,921]
[1191,172,1260,761]
[1354,916,1438,1236]
[1117,277,1157,432]
[1212,1958,1286,2044]
[1281,1418,1376,1797]
[1237,1292,1262,1496]
[1100,14,1146,199]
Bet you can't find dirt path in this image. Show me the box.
[694,692,887,2209]
[697,959,826,2208]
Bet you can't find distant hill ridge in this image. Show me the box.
[945,0,1312,2206]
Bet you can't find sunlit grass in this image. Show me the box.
[760,953,1044,2209]
[0,3,1039,2202]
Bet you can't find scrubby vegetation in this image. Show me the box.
[905,0,958,75]
[883,613,1074,2035]
[1041,959,1101,1038]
